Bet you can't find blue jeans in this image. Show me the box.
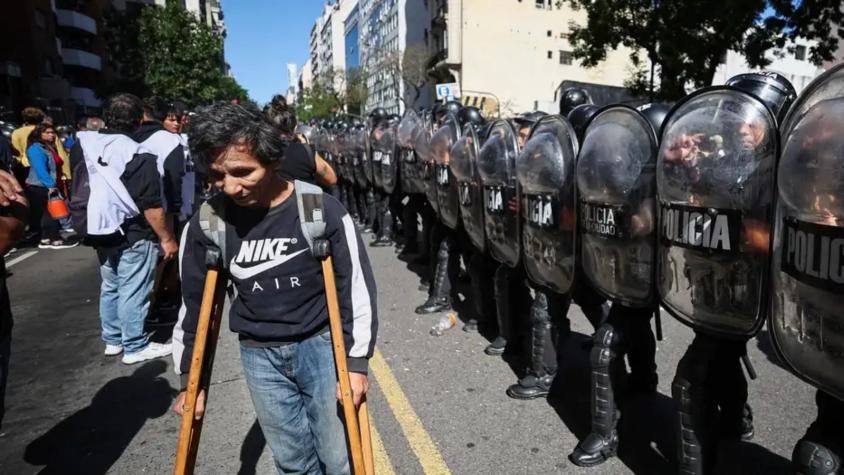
[240,331,350,475]
[99,239,157,353]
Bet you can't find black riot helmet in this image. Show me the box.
[726,72,797,124]
[456,106,485,131]
[435,100,462,122]
[560,87,593,116]
[567,103,600,142]
[368,107,388,125]
[513,111,547,128]
[387,113,401,126]
[636,103,672,138]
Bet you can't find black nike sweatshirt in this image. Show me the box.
[173,190,378,388]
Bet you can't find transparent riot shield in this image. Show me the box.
[432,118,461,228]
[479,120,521,268]
[656,87,778,337]
[451,126,485,252]
[577,106,659,308]
[516,115,579,293]
[770,64,844,400]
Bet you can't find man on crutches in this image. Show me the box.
[171,102,378,475]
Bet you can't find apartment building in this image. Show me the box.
[309,0,357,90]
[426,0,639,115]
[713,37,824,92]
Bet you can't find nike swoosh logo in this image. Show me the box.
[229,248,309,280]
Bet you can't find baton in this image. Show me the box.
[321,256,373,475]
[173,261,226,475]
[741,353,758,381]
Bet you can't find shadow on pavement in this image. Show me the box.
[753,327,787,371]
[238,419,267,475]
[23,360,176,475]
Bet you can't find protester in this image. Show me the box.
[0,169,27,430]
[25,123,75,249]
[173,102,377,474]
[70,93,177,364]
[10,107,45,184]
[264,94,337,186]
[163,101,186,134]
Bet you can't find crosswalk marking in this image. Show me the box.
[370,349,451,475]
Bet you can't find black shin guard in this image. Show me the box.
[415,233,453,314]
[507,291,555,400]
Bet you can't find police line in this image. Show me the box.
[308,64,844,475]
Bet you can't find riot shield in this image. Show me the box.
[516,115,579,294]
[656,87,778,337]
[398,112,425,194]
[376,122,399,194]
[415,125,438,214]
[351,127,370,188]
[769,64,844,400]
[370,127,385,190]
[577,106,659,308]
[479,120,521,268]
[364,126,375,186]
[433,118,462,229]
[451,126,485,252]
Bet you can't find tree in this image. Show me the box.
[101,1,254,106]
[296,80,344,122]
[344,67,369,116]
[379,43,432,111]
[565,0,844,100]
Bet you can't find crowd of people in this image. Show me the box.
[1,64,843,475]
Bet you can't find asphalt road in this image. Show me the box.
[0,233,818,475]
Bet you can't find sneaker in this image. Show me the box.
[49,240,78,250]
[104,344,123,356]
[38,239,52,249]
[122,342,172,365]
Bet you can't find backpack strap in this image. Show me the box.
[198,195,227,267]
[294,179,329,258]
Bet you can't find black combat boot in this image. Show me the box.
[570,324,621,467]
[507,292,555,400]
[371,207,394,247]
[793,440,842,475]
[414,237,452,314]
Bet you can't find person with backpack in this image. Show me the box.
[172,102,377,474]
[69,93,177,364]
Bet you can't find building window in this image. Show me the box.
[795,45,807,61]
[536,0,545,8]
[547,51,553,59]
[560,50,573,65]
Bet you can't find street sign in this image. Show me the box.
[436,83,461,101]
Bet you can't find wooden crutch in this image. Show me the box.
[173,258,227,475]
[321,256,375,475]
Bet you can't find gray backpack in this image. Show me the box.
[197,180,329,267]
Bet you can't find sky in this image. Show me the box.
[221,0,325,106]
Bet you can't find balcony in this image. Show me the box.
[61,48,102,71]
[56,9,97,35]
[70,86,102,107]
[431,3,447,30]
[427,49,448,70]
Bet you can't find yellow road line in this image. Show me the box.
[370,418,396,475]
[370,349,451,475]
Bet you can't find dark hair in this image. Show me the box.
[167,100,187,120]
[264,94,297,135]
[143,95,169,122]
[26,122,56,149]
[190,102,287,167]
[76,115,89,129]
[21,107,45,125]
[105,93,144,133]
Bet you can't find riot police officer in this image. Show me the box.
[371,113,401,247]
[560,87,593,117]
[568,103,670,466]
[415,101,464,315]
[396,109,428,257]
[658,72,796,475]
[767,63,844,475]
[480,112,542,356]
[449,106,495,333]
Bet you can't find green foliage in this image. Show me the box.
[296,81,343,122]
[565,0,843,100]
[101,1,254,107]
[344,67,369,116]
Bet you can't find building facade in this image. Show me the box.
[0,0,226,124]
[426,0,639,115]
[308,0,357,90]
[712,37,824,92]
